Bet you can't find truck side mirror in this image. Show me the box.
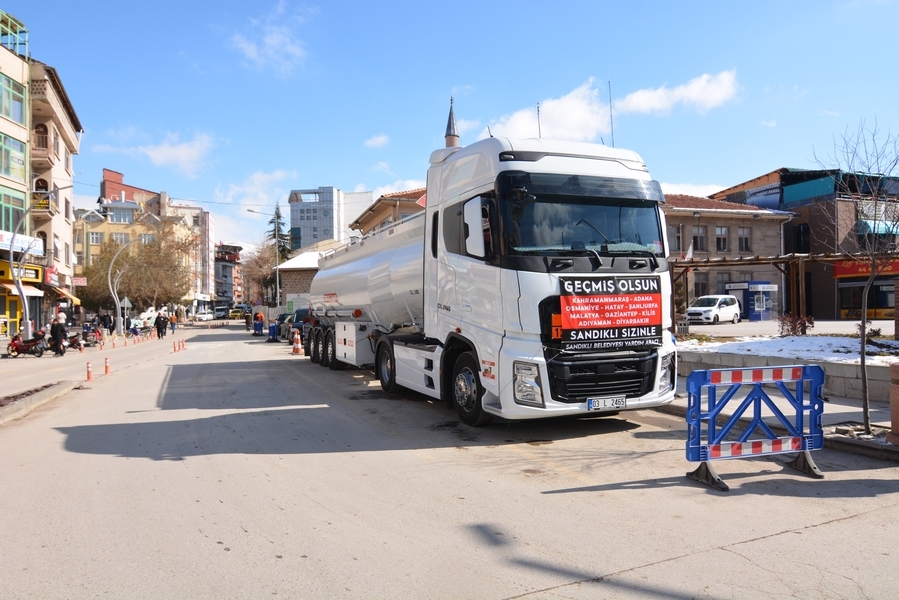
[463,198,485,258]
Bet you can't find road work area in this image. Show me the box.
[1,324,898,598]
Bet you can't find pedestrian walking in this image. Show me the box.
[169,312,177,333]
[155,313,167,339]
[50,314,67,356]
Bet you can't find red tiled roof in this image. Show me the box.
[380,188,427,200]
[665,194,766,212]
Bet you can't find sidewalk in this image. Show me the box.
[656,366,898,462]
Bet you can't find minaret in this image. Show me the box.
[444,97,459,148]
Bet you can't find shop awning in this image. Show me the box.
[52,286,81,306]
[1,283,44,297]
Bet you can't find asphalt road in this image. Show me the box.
[1,324,898,598]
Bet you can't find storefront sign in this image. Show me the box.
[0,263,43,283]
[833,260,899,278]
[45,266,59,287]
[0,230,45,256]
[559,276,663,350]
[72,277,87,287]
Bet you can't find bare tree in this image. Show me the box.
[816,120,899,435]
[241,239,277,305]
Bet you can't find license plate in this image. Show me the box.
[587,396,626,410]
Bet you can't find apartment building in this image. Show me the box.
[287,186,372,249]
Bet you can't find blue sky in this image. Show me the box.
[10,0,899,245]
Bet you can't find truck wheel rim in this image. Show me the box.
[454,368,477,410]
[380,353,392,381]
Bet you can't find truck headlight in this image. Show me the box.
[658,353,675,394]
[513,361,544,407]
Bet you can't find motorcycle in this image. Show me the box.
[7,329,47,358]
[82,323,102,347]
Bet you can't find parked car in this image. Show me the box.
[194,310,214,322]
[290,307,311,341]
[214,307,229,319]
[686,295,741,324]
[228,308,244,319]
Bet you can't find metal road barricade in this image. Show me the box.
[686,365,825,491]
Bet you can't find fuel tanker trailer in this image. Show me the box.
[308,135,676,426]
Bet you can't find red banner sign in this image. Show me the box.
[560,276,663,350]
[832,260,899,278]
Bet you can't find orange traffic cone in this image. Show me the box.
[292,330,303,355]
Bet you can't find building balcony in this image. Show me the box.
[31,191,59,221]
[31,136,57,170]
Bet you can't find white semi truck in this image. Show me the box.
[307,136,676,426]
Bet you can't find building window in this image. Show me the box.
[692,226,707,252]
[75,251,83,265]
[668,224,682,252]
[140,234,155,244]
[738,272,752,282]
[75,230,82,245]
[715,227,729,252]
[65,198,71,221]
[112,232,130,245]
[0,186,25,232]
[0,134,26,182]
[717,272,731,295]
[693,272,708,298]
[192,215,200,227]
[66,148,72,172]
[109,207,134,224]
[53,235,62,262]
[738,227,752,252]
[89,231,104,245]
[65,243,71,266]
[53,129,60,157]
[0,74,25,124]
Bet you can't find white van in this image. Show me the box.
[686,295,741,324]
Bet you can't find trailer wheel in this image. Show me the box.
[377,343,397,393]
[318,329,330,368]
[325,330,344,370]
[452,351,491,427]
[310,328,322,364]
[303,331,312,357]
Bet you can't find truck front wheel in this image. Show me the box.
[377,344,397,393]
[452,352,491,427]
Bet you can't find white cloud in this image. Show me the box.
[230,2,313,76]
[212,169,296,245]
[364,134,390,148]
[92,132,215,178]
[760,119,777,128]
[371,162,393,175]
[615,70,738,115]
[660,182,727,197]
[480,79,610,141]
[456,118,481,136]
[137,133,214,178]
[821,109,840,118]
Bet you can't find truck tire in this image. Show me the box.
[325,330,344,370]
[377,343,397,393]
[303,332,312,356]
[310,328,322,364]
[318,329,330,368]
[452,351,491,427]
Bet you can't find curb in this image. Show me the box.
[0,381,81,427]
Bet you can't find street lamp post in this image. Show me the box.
[7,184,75,338]
[107,237,140,336]
[247,207,281,308]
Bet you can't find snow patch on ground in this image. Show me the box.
[678,335,899,367]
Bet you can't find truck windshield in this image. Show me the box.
[497,171,665,257]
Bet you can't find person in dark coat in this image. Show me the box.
[155,313,167,339]
[51,314,67,356]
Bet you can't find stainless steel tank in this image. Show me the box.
[309,213,425,329]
